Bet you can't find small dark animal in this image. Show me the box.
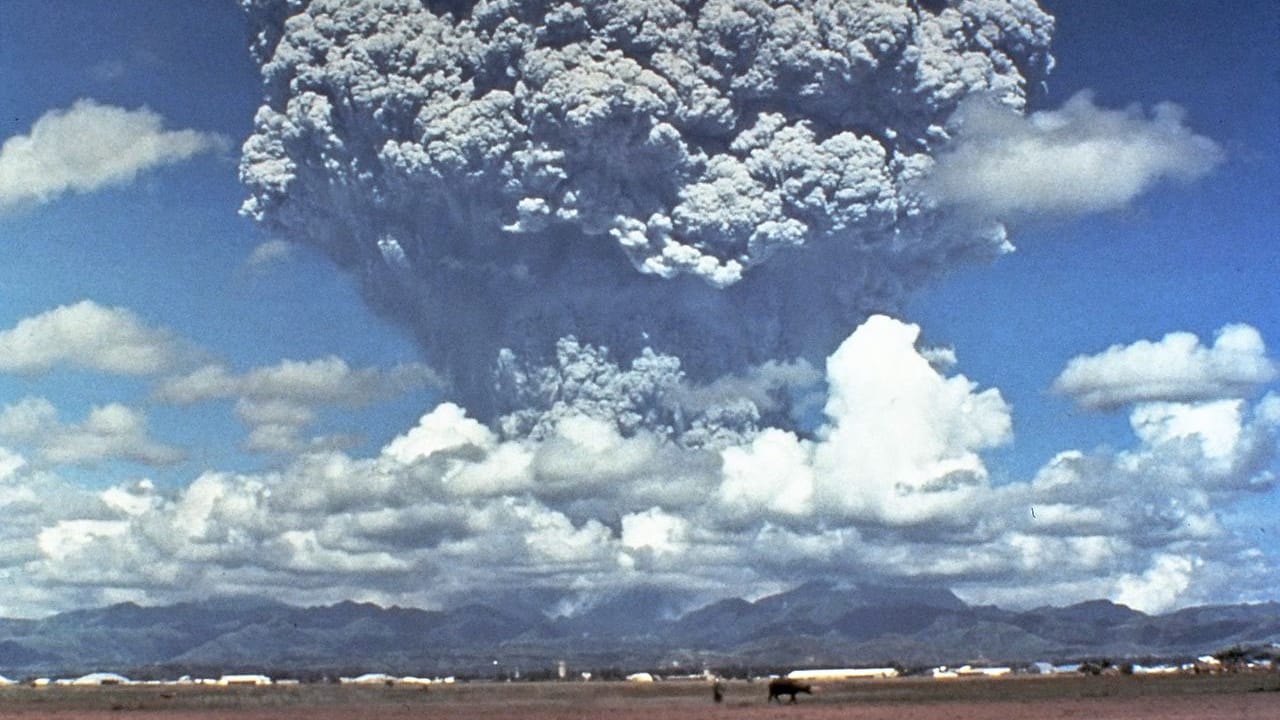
[712,679,724,703]
[767,678,812,703]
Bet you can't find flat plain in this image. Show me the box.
[0,673,1276,719]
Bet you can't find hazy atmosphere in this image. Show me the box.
[0,0,1276,621]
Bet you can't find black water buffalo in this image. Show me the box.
[767,678,812,703]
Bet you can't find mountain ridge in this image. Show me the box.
[2,585,1277,678]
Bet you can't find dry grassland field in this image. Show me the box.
[1,674,1277,719]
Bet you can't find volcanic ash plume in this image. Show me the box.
[239,0,1054,427]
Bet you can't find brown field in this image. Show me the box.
[0,673,1276,719]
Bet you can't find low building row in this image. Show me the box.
[9,672,460,688]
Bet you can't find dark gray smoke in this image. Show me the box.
[239,0,1054,424]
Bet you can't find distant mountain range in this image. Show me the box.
[2,582,1278,679]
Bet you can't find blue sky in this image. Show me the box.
[0,0,1276,618]
[912,0,1280,476]
[1,0,425,482]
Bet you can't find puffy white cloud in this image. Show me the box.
[0,397,184,468]
[719,429,814,520]
[927,91,1223,218]
[0,447,125,610]
[1114,554,1199,615]
[38,519,130,563]
[1130,400,1245,463]
[716,316,1014,528]
[44,404,185,467]
[810,315,1012,525]
[0,99,227,210]
[382,403,495,465]
[0,447,26,479]
[516,502,616,568]
[4,317,1279,616]
[621,507,690,558]
[1125,395,1280,493]
[157,356,437,454]
[958,389,1280,612]
[1053,324,1276,410]
[0,397,58,438]
[272,529,411,575]
[158,356,435,406]
[100,479,161,517]
[0,300,189,376]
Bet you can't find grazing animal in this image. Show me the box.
[767,678,812,703]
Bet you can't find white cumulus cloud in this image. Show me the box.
[157,356,435,406]
[1114,554,1199,615]
[3,317,1279,617]
[927,91,1223,218]
[810,315,1013,526]
[0,397,184,468]
[156,356,438,455]
[0,99,227,210]
[1053,324,1276,410]
[0,300,189,376]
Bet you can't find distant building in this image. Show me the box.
[217,674,272,686]
[1131,664,1182,675]
[787,668,899,680]
[955,665,1011,677]
[931,665,1011,678]
[625,672,656,683]
[340,673,396,685]
[70,673,130,686]
[0,675,15,686]
[1196,655,1223,669]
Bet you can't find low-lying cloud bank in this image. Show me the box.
[3,316,1275,618]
